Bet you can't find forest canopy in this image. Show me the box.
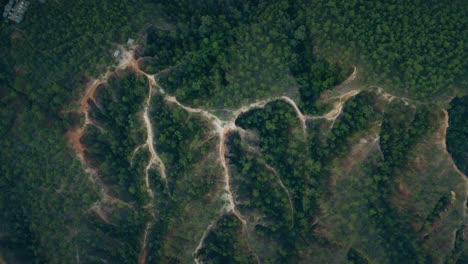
[307,0,468,99]
[0,0,466,263]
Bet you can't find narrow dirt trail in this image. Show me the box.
[164,95,245,222]
[228,95,309,136]
[280,96,308,135]
[372,86,411,105]
[130,144,145,166]
[66,76,106,164]
[68,49,137,162]
[142,83,168,191]
[164,89,267,264]
[261,161,295,226]
[163,96,242,217]
[133,66,171,264]
[79,79,101,113]
[345,66,358,82]
[68,48,163,264]
[217,125,260,263]
[321,89,360,128]
[240,142,295,226]
[137,208,157,264]
[193,221,216,264]
[138,221,153,264]
[123,56,170,235]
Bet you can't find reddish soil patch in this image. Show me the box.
[65,127,85,158]
[10,31,22,41]
[411,222,422,232]
[80,79,102,113]
[397,182,410,198]
[14,65,27,76]
[67,75,107,158]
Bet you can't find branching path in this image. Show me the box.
[371,86,411,105]
[142,83,168,190]
[71,48,362,264]
[322,89,361,128]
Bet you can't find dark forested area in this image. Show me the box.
[447,96,467,175]
[0,0,466,263]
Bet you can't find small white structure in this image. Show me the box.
[3,0,30,23]
[127,38,135,46]
[113,50,121,58]
[2,0,14,18]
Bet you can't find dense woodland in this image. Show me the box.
[307,0,468,99]
[0,0,466,263]
[447,96,467,175]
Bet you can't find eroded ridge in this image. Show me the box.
[66,49,142,217]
